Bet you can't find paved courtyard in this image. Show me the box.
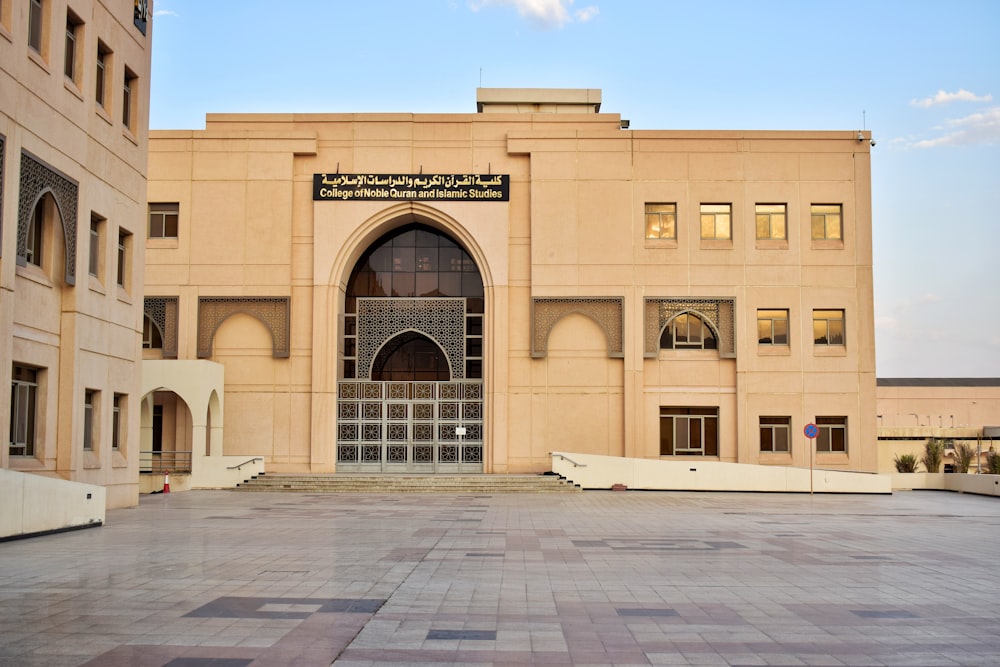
[1,488,998,666]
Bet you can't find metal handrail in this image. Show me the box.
[139,450,192,473]
[550,453,587,468]
[227,457,263,470]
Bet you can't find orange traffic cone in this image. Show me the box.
[163,470,170,493]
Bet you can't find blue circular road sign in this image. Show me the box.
[803,423,819,439]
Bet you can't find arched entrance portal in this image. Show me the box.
[336,223,484,472]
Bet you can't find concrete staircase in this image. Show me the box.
[232,473,581,494]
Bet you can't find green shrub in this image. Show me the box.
[953,442,976,473]
[893,453,919,473]
[922,439,944,473]
[986,450,1000,475]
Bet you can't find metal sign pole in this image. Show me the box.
[804,423,819,495]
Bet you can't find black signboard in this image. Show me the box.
[134,0,149,35]
[314,174,509,202]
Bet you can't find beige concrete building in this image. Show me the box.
[1,0,151,511]
[142,87,878,481]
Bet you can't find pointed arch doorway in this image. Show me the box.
[336,223,484,473]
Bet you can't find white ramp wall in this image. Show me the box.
[0,470,106,539]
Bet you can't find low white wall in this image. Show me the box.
[190,456,265,489]
[0,469,106,539]
[891,472,1000,496]
[551,452,891,494]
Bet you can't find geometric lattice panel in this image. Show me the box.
[197,297,290,359]
[357,298,466,380]
[17,151,79,285]
[531,297,624,358]
[644,297,736,358]
[144,297,179,359]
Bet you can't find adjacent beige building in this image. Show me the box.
[1,0,151,509]
[143,88,879,479]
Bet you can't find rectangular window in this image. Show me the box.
[813,309,845,346]
[64,10,82,83]
[96,41,110,109]
[757,309,789,345]
[28,0,43,54]
[659,407,719,456]
[811,204,842,240]
[644,203,677,240]
[112,394,124,451]
[755,203,787,240]
[117,228,131,289]
[88,214,102,277]
[816,416,847,453]
[122,66,137,130]
[760,417,790,452]
[10,365,39,456]
[148,203,179,238]
[83,389,96,451]
[700,203,731,240]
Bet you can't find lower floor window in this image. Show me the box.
[760,416,790,452]
[816,416,847,452]
[10,365,39,456]
[659,407,718,456]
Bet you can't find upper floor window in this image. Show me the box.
[813,309,845,346]
[755,203,786,240]
[123,66,137,131]
[660,312,717,350]
[148,203,179,238]
[816,416,847,453]
[644,203,677,240]
[700,203,731,240]
[64,10,83,83]
[757,309,789,345]
[89,214,104,278]
[96,41,111,110]
[811,204,842,240]
[25,200,45,267]
[112,394,124,451]
[117,228,131,290]
[28,0,44,54]
[142,315,163,349]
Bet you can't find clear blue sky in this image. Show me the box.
[149,0,1000,378]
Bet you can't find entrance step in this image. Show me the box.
[233,473,581,494]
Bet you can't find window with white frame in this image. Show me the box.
[760,417,790,452]
[700,203,731,240]
[659,312,717,350]
[813,309,845,346]
[816,416,847,452]
[755,203,787,240]
[10,365,39,456]
[644,203,677,240]
[757,309,789,345]
[659,407,719,456]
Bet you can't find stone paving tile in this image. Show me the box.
[1,489,999,666]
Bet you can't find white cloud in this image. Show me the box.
[470,0,598,29]
[154,9,178,17]
[910,89,992,108]
[912,106,1000,148]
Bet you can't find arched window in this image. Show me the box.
[372,332,450,381]
[142,315,163,349]
[660,312,717,350]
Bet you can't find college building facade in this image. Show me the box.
[142,88,878,478]
[2,0,151,510]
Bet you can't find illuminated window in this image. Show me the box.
[755,203,786,240]
[660,312,717,350]
[644,203,677,240]
[811,204,842,240]
[813,309,845,346]
[700,203,731,240]
[760,417,790,452]
[757,309,789,345]
[816,416,847,452]
[148,203,179,238]
[660,407,719,456]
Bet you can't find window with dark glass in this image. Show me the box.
[123,66,137,130]
[816,416,847,452]
[96,41,110,109]
[64,10,82,82]
[142,315,163,349]
[10,365,39,456]
[148,203,179,238]
[659,407,719,456]
[28,0,43,54]
[760,417,790,452]
[83,389,96,451]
